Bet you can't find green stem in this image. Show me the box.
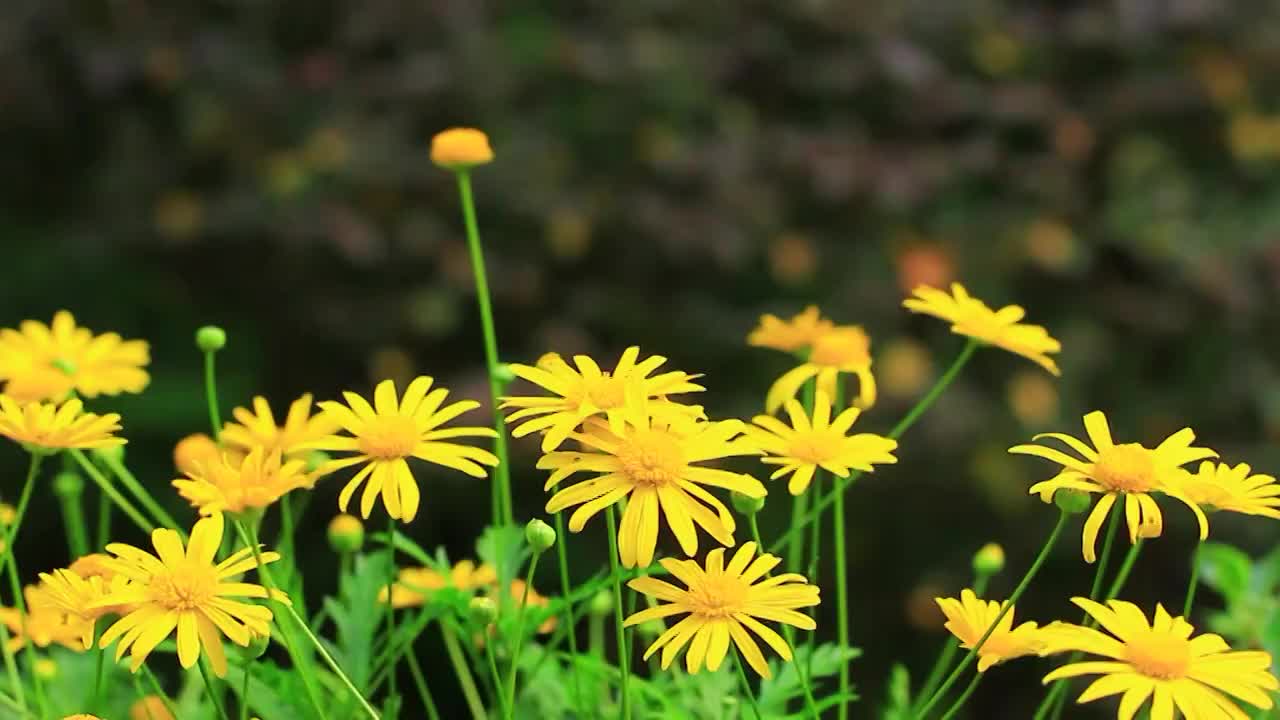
[773,341,978,556]
[732,648,763,720]
[441,621,487,720]
[506,552,541,714]
[5,454,46,715]
[234,520,360,720]
[101,454,182,532]
[916,510,1069,718]
[553,512,586,714]
[1183,541,1202,618]
[747,516,818,718]
[204,350,223,441]
[56,481,89,559]
[911,575,991,714]
[240,657,251,720]
[69,450,155,534]
[405,650,441,720]
[384,517,399,699]
[95,486,111,550]
[199,659,231,720]
[455,169,513,527]
[484,638,507,718]
[605,507,631,720]
[92,623,105,709]
[938,672,983,720]
[834,458,850,720]
[1103,539,1144,602]
[0,616,21,711]
[141,665,180,719]
[1045,683,1070,720]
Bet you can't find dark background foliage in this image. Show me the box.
[5,1,1280,716]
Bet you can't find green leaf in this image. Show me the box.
[477,524,530,593]
[1198,542,1253,604]
[880,663,912,720]
[758,643,862,717]
[323,552,393,693]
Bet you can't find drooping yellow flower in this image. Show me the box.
[93,513,284,677]
[501,347,705,452]
[1173,461,1280,519]
[904,283,1061,375]
[1041,598,1278,720]
[379,560,498,608]
[430,127,494,168]
[33,569,135,649]
[0,395,125,451]
[1010,411,1216,563]
[310,377,499,522]
[935,589,1045,672]
[173,433,227,476]
[745,391,897,495]
[541,415,764,568]
[173,447,312,516]
[624,542,819,678]
[765,326,876,414]
[0,311,150,403]
[747,306,834,354]
[220,394,338,460]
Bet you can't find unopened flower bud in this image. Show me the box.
[972,543,1005,576]
[33,658,56,681]
[525,518,556,552]
[430,128,494,169]
[469,596,498,626]
[1054,489,1092,515]
[494,363,517,385]
[327,514,364,554]
[53,471,83,499]
[589,590,613,617]
[731,491,765,515]
[236,634,270,661]
[0,504,15,526]
[195,325,227,353]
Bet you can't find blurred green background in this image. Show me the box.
[5,1,1280,716]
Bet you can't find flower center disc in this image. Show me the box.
[788,432,841,465]
[1126,633,1190,680]
[358,416,419,460]
[617,429,684,487]
[152,563,218,611]
[1094,443,1157,493]
[689,576,748,618]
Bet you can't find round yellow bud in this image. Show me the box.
[130,695,176,720]
[430,127,494,169]
[173,433,220,476]
[328,514,364,553]
[972,543,1005,576]
[33,658,56,681]
[0,503,16,526]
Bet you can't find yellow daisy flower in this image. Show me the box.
[623,542,819,678]
[747,306,834,354]
[1041,598,1278,720]
[379,560,498,608]
[935,589,1045,672]
[501,347,705,452]
[745,391,898,495]
[430,127,494,168]
[0,585,89,653]
[0,395,125,451]
[93,513,284,677]
[765,326,876,414]
[1010,411,1216,563]
[32,569,135,649]
[310,377,499,523]
[541,415,764,568]
[0,310,150,403]
[172,447,312,516]
[1173,461,1280,519]
[220,394,338,460]
[903,282,1061,375]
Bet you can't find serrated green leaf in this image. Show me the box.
[880,663,913,720]
[758,642,861,716]
[324,552,392,693]
[1198,542,1253,604]
[477,525,530,594]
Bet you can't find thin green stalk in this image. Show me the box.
[441,621,487,720]
[484,638,507,718]
[280,494,296,558]
[916,510,1069,718]
[938,672,983,720]
[506,552,541,714]
[830,378,852,720]
[747,516,819,719]
[605,507,631,720]
[553,512,586,714]
[911,575,991,714]
[384,517,399,698]
[773,340,978,556]
[101,454,182,531]
[0,687,23,717]
[240,659,251,720]
[732,648,763,720]
[233,520,361,720]
[405,650,441,720]
[454,169,513,526]
[0,617,21,711]
[204,349,223,441]
[95,487,111,550]
[92,623,106,709]
[1043,683,1070,720]
[141,665,180,719]
[5,454,46,715]
[1184,541,1202,617]
[56,480,89,558]
[1103,539,1144,602]
[69,450,155,534]
[199,659,232,720]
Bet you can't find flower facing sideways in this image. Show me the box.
[1040,598,1278,720]
[745,390,897,495]
[765,326,877,414]
[380,560,498,608]
[0,311,150,403]
[935,589,1045,672]
[1010,411,1216,563]
[501,347,705,452]
[1173,461,1280,519]
[310,377,499,522]
[624,543,819,678]
[0,395,125,451]
[92,513,285,676]
[33,569,135,649]
[904,283,1061,375]
[747,306,834,354]
[220,394,338,461]
[0,586,87,654]
[173,447,312,516]
[541,414,764,568]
